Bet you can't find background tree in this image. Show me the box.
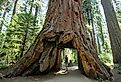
[0,0,45,67]
[101,0,121,64]
[83,0,112,64]
[114,0,121,27]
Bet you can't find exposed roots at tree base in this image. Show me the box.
[0,32,113,81]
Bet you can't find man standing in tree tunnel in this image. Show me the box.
[64,55,68,71]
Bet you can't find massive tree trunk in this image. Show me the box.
[1,0,112,80]
[101,0,121,64]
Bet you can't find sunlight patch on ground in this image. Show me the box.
[54,66,78,75]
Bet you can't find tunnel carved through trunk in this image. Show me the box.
[1,0,113,80]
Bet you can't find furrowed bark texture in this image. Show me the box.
[101,0,121,64]
[1,0,112,80]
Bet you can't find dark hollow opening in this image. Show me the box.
[74,0,78,2]
[75,12,78,16]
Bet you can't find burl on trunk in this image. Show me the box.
[1,0,113,80]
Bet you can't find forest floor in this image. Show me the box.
[0,66,120,82]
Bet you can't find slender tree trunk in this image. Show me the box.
[0,11,6,31]
[10,0,19,22]
[29,0,34,14]
[84,3,97,51]
[101,0,121,64]
[1,0,112,80]
[24,0,28,12]
[97,35,101,54]
[20,28,28,57]
[34,6,38,26]
[20,0,34,57]
[90,11,96,49]
[0,1,9,31]
[88,8,97,50]
[12,0,18,16]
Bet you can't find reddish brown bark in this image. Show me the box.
[1,0,112,80]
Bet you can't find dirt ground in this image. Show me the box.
[0,66,120,82]
[112,69,121,82]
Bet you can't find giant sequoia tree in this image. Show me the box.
[1,0,112,80]
[101,0,121,63]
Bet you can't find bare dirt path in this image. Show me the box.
[44,69,99,82]
[0,66,120,82]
